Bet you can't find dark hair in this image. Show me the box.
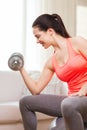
[32,14,70,38]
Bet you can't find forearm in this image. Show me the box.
[20,67,39,95]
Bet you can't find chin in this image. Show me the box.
[42,44,50,49]
[43,47,46,49]
[43,46,48,49]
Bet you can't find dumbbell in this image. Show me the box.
[8,52,24,71]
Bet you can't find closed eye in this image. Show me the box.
[35,35,40,39]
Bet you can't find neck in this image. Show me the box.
[53,35,68,52]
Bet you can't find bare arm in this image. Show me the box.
[19,57,54,95]
[73,36,87,58]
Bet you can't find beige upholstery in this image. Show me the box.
[0,71,67,130]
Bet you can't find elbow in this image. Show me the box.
[31,89,41,95]
[33,93,40,95]
[32,92,40,95]
[29,84,42,95]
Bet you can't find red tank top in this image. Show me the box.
[52,38,87,95]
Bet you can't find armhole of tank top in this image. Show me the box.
[52,54,56,72]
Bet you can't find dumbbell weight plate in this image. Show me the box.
[8,52,24,71]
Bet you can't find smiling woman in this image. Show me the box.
[18,13,87,130]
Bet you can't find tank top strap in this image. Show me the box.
[67,38,76,58]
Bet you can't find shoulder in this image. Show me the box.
[70,36,87,44]
[69,36,87,51]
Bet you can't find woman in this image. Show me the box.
[19,14,87,130]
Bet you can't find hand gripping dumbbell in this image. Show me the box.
[8,52,24,71]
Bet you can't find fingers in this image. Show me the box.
[70,92,86,97]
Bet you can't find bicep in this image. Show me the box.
[37,58,54,92]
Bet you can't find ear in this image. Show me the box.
[47,28,54,35]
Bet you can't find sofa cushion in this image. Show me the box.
[0,101,54,124]
[0,71,26,102]
[0,102,22,123]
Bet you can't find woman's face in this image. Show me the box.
[33,27,54,49]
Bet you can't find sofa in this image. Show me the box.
[0,70,67,130]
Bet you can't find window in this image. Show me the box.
[76,0,87,39]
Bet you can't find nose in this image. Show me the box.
[36,39,40,44]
